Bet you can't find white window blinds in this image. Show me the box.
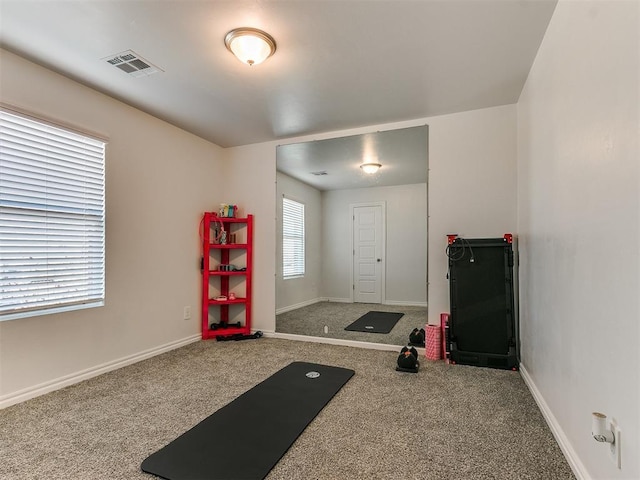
[0,109,106,319]
[282,197,305,278]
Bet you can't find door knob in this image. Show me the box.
[377,259,381,262]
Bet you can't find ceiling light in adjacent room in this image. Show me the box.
[224,27,276,66]
[360,163,382,174]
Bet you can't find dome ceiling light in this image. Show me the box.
[224,27,276,66]
[360,163,382,174]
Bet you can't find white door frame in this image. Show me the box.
[349,202,386,304]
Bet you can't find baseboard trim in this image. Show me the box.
[519,363,590,480]
[384,300,428,307]
[275,297,325,315]
[325,297,351,303]
[0,334,201,409]
[276,298,426,314]
[265,331,424,355]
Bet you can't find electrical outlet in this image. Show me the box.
[323,325,329,334]
[609,419,621,469]
[183,306,191,320]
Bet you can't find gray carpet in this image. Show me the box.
[0,338,575,480]
[277,301,427,346]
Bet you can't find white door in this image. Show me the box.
[353,205,383,303]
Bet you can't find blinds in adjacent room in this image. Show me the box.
[0,108,106,319]
[282,197,304,278]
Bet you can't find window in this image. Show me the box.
[282,197,304,278]
[0,108,106,320]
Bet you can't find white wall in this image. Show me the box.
[322,184,428,304]
[427,105,518,324]
[275,172,322,312]
[0,48,518,404]
[218,142,277,334]
[0,50,224,405]
[275,176,427,310]
[225,103,518,332]
[517,1,639,479]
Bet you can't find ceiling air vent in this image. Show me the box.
[103,50,163,78]
[311,171,328,176]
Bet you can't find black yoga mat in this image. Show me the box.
[141,361,354,480]
[344,311,404,333]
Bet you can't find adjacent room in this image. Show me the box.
[0,1,638,480]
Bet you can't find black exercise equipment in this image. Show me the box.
[141,362,354,480]
[344,311,404,333]
[216,331,263,341]
[396,346,420,373]
[447,235,519,370]
[210,321,242,330]
[408,328,425,347]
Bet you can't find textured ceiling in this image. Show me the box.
[0,0,557,147]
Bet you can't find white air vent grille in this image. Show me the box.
[103,50,163,78]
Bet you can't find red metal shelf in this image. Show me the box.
[210,243,249,249]
[202,325,250,339]
[211,216,250,224]
[208,297,247,305]
[209,271,246,276]
[201,212,253,340]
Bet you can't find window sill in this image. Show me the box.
[0,301,105,322]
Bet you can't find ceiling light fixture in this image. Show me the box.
[360,163,382,174]
[224,27,276,66]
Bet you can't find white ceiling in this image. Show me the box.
[0,0,557,148]
[277,125,428,191]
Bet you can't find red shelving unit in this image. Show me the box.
[201,212,253,339]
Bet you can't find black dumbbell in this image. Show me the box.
[409,328,425,345]
[397,346,419,370]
